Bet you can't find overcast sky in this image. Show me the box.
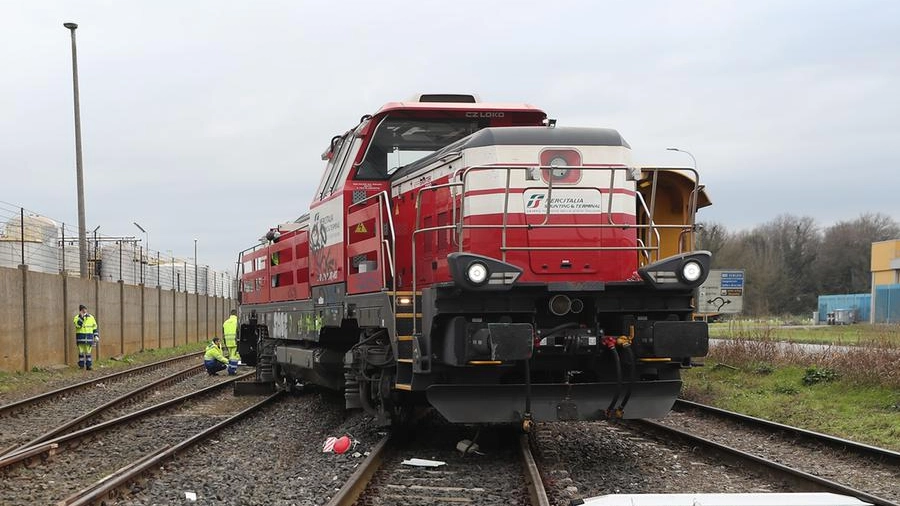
[2,1,898,272]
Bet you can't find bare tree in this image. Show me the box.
[816,213,900,294]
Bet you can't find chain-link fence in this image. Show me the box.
[0,200,236,297]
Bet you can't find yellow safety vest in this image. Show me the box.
[74,313,98,334]
[223,315,238,343]
[204,342,228,364]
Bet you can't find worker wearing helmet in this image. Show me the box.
[204,337,228,375]
[73,304,99,370]
[222,309,239,375]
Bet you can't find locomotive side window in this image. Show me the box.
[355,118,480,180]
[317,135,348,200]
[327,136,362,195]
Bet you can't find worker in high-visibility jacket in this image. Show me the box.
[204,337,228,375]
[222,309,239,375]
[73,304,99,370]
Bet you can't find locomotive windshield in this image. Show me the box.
[355,117,480,180]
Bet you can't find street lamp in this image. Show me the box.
[666,147,701,249]
[91,225,100,276]
[666,147,697,170]
[194,238,198,294]
[64,22,88,278]
[133,222,149,252]
[133,222,149,284]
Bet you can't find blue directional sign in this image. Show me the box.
[697,269,745,314]
[720,272,744,288]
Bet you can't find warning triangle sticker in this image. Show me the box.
[355,223,367,233]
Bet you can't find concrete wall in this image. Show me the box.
[123,285,142,353]
[97,281,121,359]
[24,269,65,368]
[1,268,25,370]
[143,285,160,349]
[160,289,175,349]
[0,265,236,373]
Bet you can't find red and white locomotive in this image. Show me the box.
[237,94,712,425]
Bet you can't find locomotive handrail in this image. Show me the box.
[347,190,396,278]
[635,190,662,263]
[639,166,702,258]
[347,190,397,335]
[411,181,464,334]
[456,164,700,259]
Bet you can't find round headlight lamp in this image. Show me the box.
[681,260,703,282]
[466,262,489,285]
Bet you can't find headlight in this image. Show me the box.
[549,156,569,179]
[682,261,703,282]
[466,262,489,285]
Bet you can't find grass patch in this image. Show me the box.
[709,322,900,346]
[683,337,900,450]
[0,342,206,399]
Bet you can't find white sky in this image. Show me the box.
[2,1,898,271]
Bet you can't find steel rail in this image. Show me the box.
[0,362,205,458]
[0,371,255,470]
[0,351,204,416]
[59,390,281,506]
[521,434,551,506]
[629,419,897,506]
[325,435,391,506]
[674,399,900,463]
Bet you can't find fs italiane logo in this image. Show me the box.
[526,194,545,209]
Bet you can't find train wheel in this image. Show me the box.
[256,336,277,383]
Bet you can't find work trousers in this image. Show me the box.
[77,343,93,370]
[76,333,94,369]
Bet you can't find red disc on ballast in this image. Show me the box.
[334,436,351,454]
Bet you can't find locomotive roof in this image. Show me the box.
[374,101,545,115]
[391,126,630,180]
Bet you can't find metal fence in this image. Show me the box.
[817,289,900,324]
[0,200,236,297]
[873,284,900,324]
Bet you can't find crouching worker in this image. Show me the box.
[204,337,229,376]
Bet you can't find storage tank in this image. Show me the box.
[98,242,144,284]
[1,214,59,245]
[0,215,61,272]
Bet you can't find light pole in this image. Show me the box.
[64,22,88,278]
[133,222,149,252]
[666,147,697,170]
[666,147,701,250]
[91,225,100,276]
[194,238,198,294]
[133,222,149,285]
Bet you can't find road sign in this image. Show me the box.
[696,269,744,314]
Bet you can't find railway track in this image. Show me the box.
[58,391,280,506]
[0,352,207,458]
[0,351,203,415]
[0,371,275,505]
[0,370,255,471]
[672,399,900,463]
[628,404,899,506]
[327,427,549,506]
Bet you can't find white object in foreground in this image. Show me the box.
[575,493,871,506]
[400,458,447,467]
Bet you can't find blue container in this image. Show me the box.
[817,294,871,323]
